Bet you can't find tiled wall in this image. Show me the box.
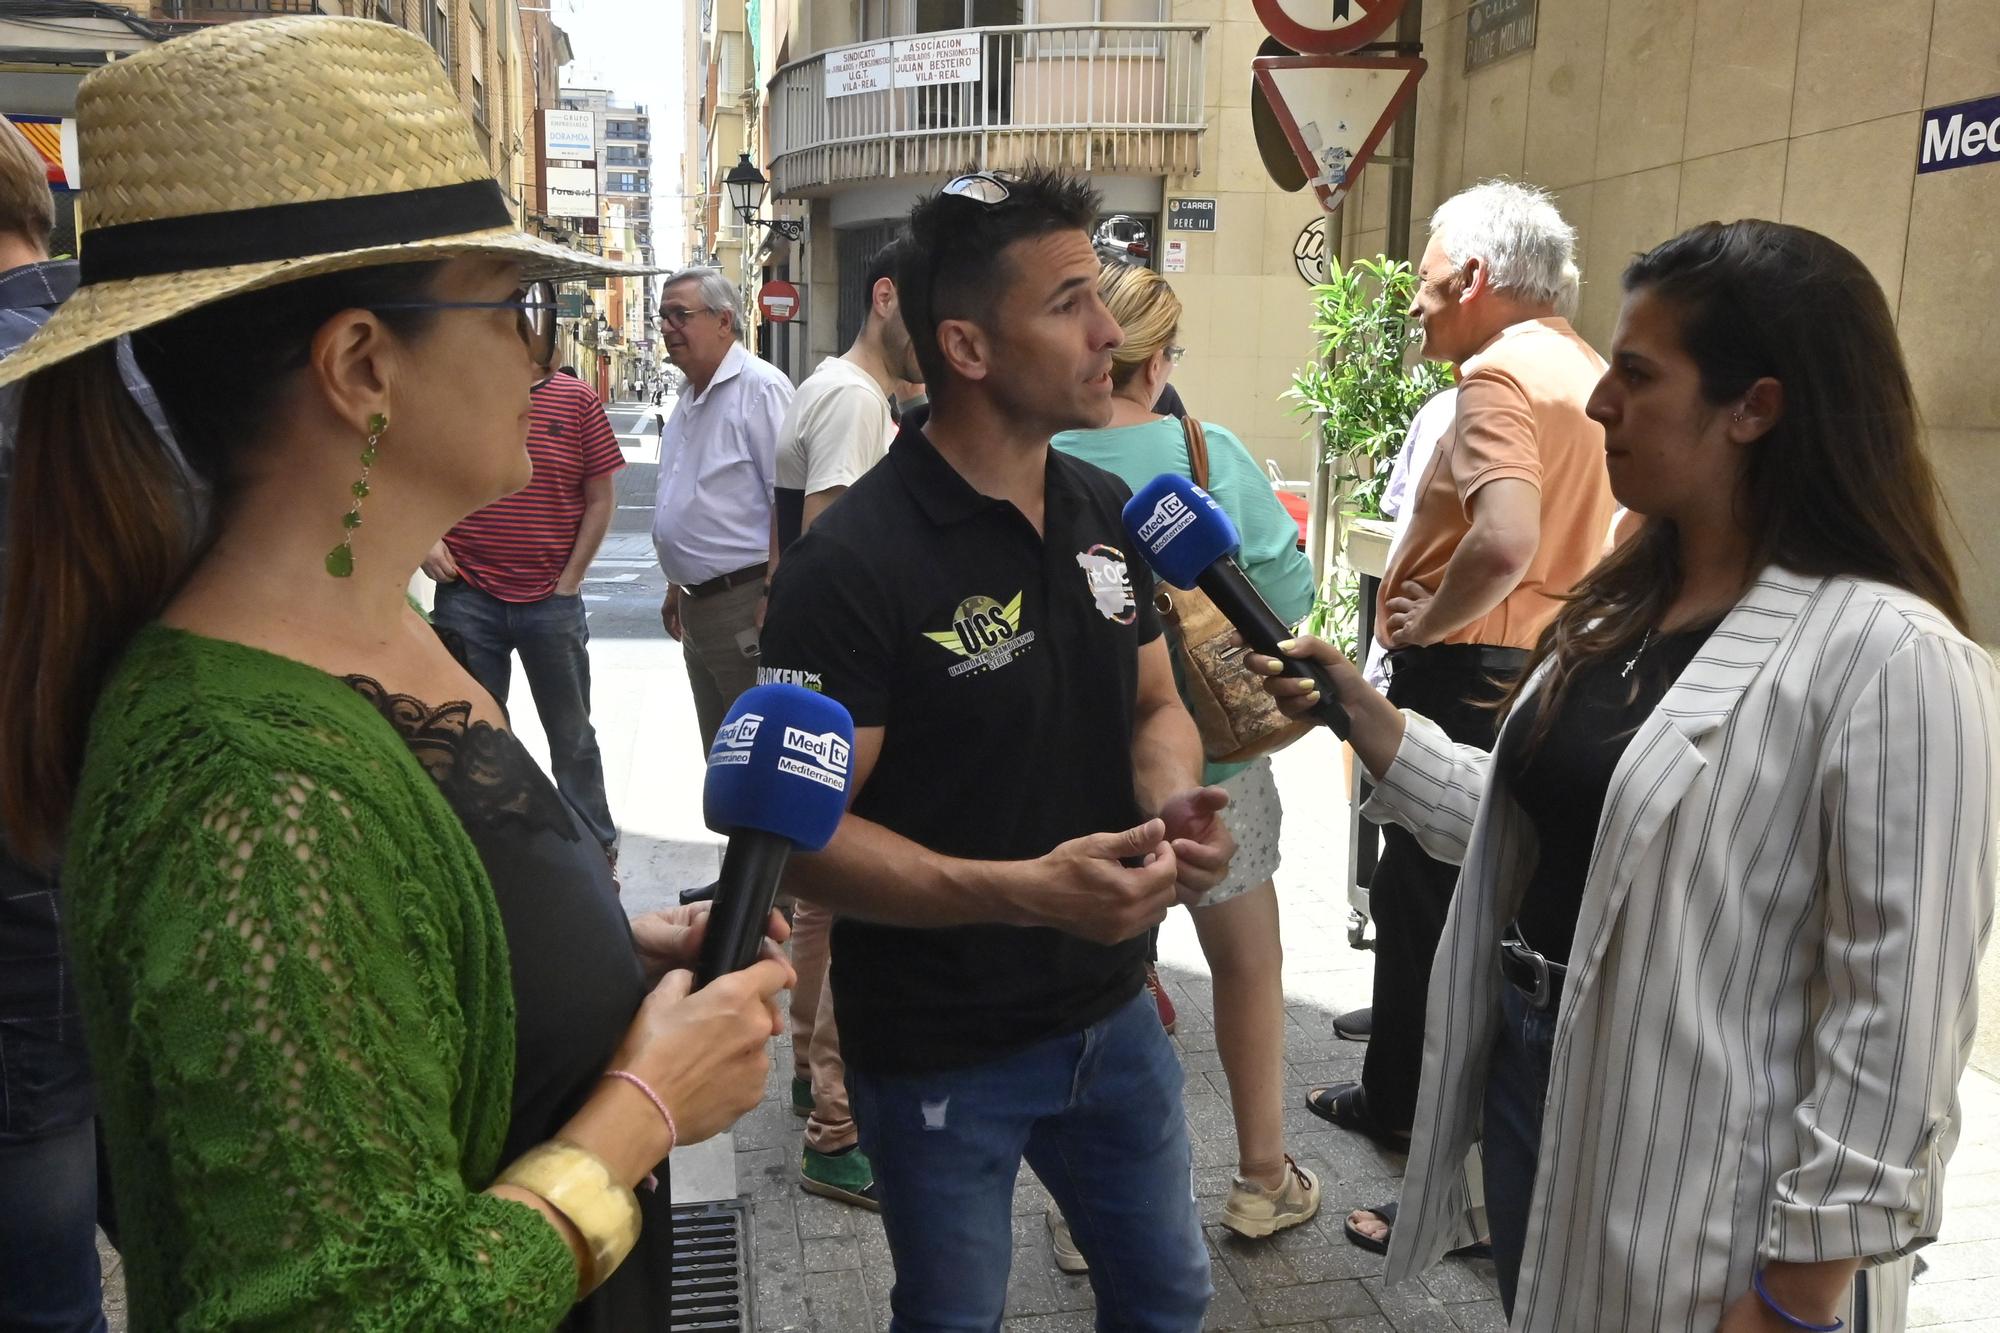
[1341,0,2000,638]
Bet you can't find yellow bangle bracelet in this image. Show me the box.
[492,1140,641,1296]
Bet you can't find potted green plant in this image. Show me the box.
[1287,255,1452,659]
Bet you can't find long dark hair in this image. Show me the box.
[0,263,441,863]
[1508,220,1967,739]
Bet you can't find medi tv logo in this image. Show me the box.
[1137,492,1195,550]
[709,712,761,766]
[779,726,851,792]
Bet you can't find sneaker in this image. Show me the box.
[1220,1155,1322,1239]
[1332,1006,1372,1042]
[1047,1211,1089,1275]
[790,1075,814,1118]
[1145,963,1178,1035]
[800,1144,879,1211]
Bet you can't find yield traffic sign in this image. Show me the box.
[1251,54,1426,215]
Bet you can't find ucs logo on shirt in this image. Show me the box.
[923,592,1037,679]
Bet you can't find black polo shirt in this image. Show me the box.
[758,424,1164,1075]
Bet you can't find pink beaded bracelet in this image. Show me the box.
[603,1069,679,1157]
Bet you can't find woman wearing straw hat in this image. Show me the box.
[0,17,790,1330]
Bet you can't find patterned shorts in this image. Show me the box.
[1195,756,1283,908]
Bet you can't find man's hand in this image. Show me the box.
[661,585,684,641]
[1158,787,1236,905]
[1385,580,1441,648]
[629,904,789,984]
[422,540,460,584]
[1012,819,1180,945]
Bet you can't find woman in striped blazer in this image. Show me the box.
[1254,220,1997,1332]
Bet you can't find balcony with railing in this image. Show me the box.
[161,0,320,15]
[770,23,1206,198]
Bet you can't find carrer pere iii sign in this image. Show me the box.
[1920,93,2000,175]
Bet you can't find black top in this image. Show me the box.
[1153,382,1188,420]
[759,424,1165,1075]
[346,677,674,1332]
[1496,624,1714,966]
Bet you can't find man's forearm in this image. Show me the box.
[786,814,1030,928]
[1131,694,1205,813]
[1421,526,1532,640]
[559,498,615,589]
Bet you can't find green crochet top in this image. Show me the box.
[64,625,577,1330]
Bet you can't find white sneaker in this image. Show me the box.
[1047,1210,1089,1274]
[1221,1155,1322,1239]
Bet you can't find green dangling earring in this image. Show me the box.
[325,412,387,578]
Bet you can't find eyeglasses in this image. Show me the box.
[661,304,719,330]
[939,170,1021,207]
[1164,345,1186,364]
[374,280,558,353]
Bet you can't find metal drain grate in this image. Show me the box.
[669,1198,754,1331]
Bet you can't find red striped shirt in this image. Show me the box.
[444,372,625,603]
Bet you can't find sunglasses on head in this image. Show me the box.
[938,170,1021,207]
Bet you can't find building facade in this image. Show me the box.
[559,86,658,398]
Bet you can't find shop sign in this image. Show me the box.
[1466,0,1537,73]
[542,109,595,161]
[1920,93,2000,175]
[893,32,981,88]
[826,42,893,98]
[1166,198,1218,232]
[545,165,597,219]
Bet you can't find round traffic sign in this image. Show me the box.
[1252,0,1405,56]
[758,280,801,323]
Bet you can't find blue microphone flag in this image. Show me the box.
[1122,473,1242,590]
[703,683,854,851]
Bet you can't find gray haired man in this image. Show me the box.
[653,267,794,748]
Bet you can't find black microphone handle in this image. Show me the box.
[1193,556,1353,739]
[694,832,794,988]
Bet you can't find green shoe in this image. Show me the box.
[800,1145,880,1211]
[791,1075,814,1118]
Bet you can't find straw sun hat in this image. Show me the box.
[0,14,646,387]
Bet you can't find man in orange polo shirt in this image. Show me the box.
[1310,183,1613,1206]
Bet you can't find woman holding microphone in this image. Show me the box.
[1253,220,1996,1331]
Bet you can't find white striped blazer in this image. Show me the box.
[1371,566,1999,1331]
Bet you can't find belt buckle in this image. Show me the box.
[1503,938,1555,1010]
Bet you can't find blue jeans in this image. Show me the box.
[0,1119,107,1332]
[432,579,618,852]
[848,990,1211,1333]
[1481,980,1557,1317]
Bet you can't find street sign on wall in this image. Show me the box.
[1252,0,1405,55]
[1166,198,1218,232]
[1251,54,1426,215]
[1466,0,1538,72]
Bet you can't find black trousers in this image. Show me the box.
[1361,642,1527,1131]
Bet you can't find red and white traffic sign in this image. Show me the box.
[757,280,801,323]
[1252,0,1405,56]
[1251,53,1425,215]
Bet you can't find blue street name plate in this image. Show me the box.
[1919,93,2000,175]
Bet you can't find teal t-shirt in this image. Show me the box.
[1053,414,1316,784]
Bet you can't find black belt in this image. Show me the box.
[681,562,768,600]
[1385,642,1530,676]
[1499,928,1566,1012]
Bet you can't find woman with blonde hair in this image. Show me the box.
[0,18,788,1329]
[1052,260,1321,1249]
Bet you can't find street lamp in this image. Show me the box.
[722,153,804,243]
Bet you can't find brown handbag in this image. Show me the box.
[1153,417,1316,765]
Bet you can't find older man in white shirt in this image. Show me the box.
[654,267,795,749]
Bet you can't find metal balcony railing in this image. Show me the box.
[770,23,1206,198]
[162,0,320,14]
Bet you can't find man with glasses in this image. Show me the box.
[424,289,626,872]
[653,267,793,750]
[758,166,1227,1326]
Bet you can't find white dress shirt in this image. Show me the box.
[652,341,794,586]
[1374,566,1998,1330]
[1362,387,1458,688]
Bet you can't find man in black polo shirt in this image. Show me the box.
[759,167,1231,1327]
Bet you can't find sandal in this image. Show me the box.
[1304,1081,1411,1148]
[1340,1199,1493,1260]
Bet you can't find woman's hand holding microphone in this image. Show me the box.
[1241,633,1408,782]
